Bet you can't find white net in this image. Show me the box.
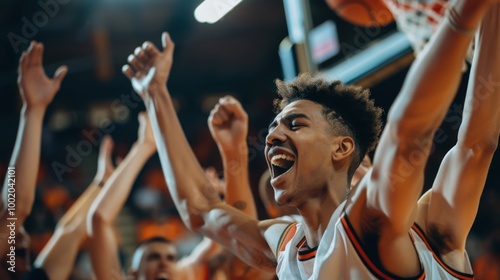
[383,0,449,55]
[383,0,474,67]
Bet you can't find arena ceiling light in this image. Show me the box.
[194,0,243,24]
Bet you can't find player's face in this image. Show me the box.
[265,100,337,206]
[136,242,179,280]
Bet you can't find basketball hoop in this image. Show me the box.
[383,0,473,67]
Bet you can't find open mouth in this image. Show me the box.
[271,154,295,178]
[156,272,170,280]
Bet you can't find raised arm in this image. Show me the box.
[366,0,496,234]
[32,135,114,280]
[0,41,67,255]
[208,96,257,218]
[87,113,156,280]
[419,4,500,254]
[122,33,287,271]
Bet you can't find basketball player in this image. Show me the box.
[121,0,496,278]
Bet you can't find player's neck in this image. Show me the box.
[296,191,340,248]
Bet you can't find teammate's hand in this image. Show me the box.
[93,135,115,187]
[208,96,248,152]
[122,32,175,100]
[18,41,68,110]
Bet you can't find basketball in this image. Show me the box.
[325,0,395,26]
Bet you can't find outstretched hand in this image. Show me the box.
[137,112,157,151]
[208,96,248,151]
[18,41,68,110]
[93,135,115,187]
[122,32,175,100]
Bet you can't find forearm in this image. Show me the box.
[33,227,85,280]
[145,86,220,230]
[220,144,257,218]
[429,5,500,245]
[1,106,45,220]
[57,183,100,229]
[387,0,492,138]
[457,4,500,147]
[88,225,122,280]
[89,143,154,226]
[33,183,100,280]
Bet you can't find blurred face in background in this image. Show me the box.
[132,241,179,280]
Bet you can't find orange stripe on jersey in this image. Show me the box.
[277,223,297,254]
[341,213,426,280]
[298,248,317,261]
[411,224,474,280]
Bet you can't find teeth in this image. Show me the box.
[271,154,295,167]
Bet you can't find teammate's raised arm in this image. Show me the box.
[122,33,288,272]
[0,41,67,255]
[208,96,257,218]
[366,0,495,235]
[416,3,500,272]
[87,113,156,280]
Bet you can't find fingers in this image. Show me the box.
[127,54,145,73]
[142,41,160,57]
[100,135,114,158]
[161,32,175,59]
[17,51,28,83]
[219,95,248,120]
[138,111,147,127]
[209,96,248,127]
[98,135,114,164]
[131,46,149,69]
[53,65,68,85]
[122,64,135,80]
[18,51,28,72]
[27,41,44,67]
[122,32,174,81]
[123,45,150,79]
[209,104,230,126]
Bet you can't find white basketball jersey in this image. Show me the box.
[277,211,475,280]
[410,224,474,280]
[276,222,317,279]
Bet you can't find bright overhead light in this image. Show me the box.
[194,0,243,24]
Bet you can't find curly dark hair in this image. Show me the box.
[273,73,383,177]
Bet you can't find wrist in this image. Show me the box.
[91,178,106,188]
[450,0,492,32]
[21,104,46,119]
[132,141,157,155]
[218,141,248,156]
[146,84,168,100]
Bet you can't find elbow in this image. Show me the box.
[384,122,435,156]
[181,201,210,232]
[387,107,438,143]
[457,136,499,158]
[88,209,111,236]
